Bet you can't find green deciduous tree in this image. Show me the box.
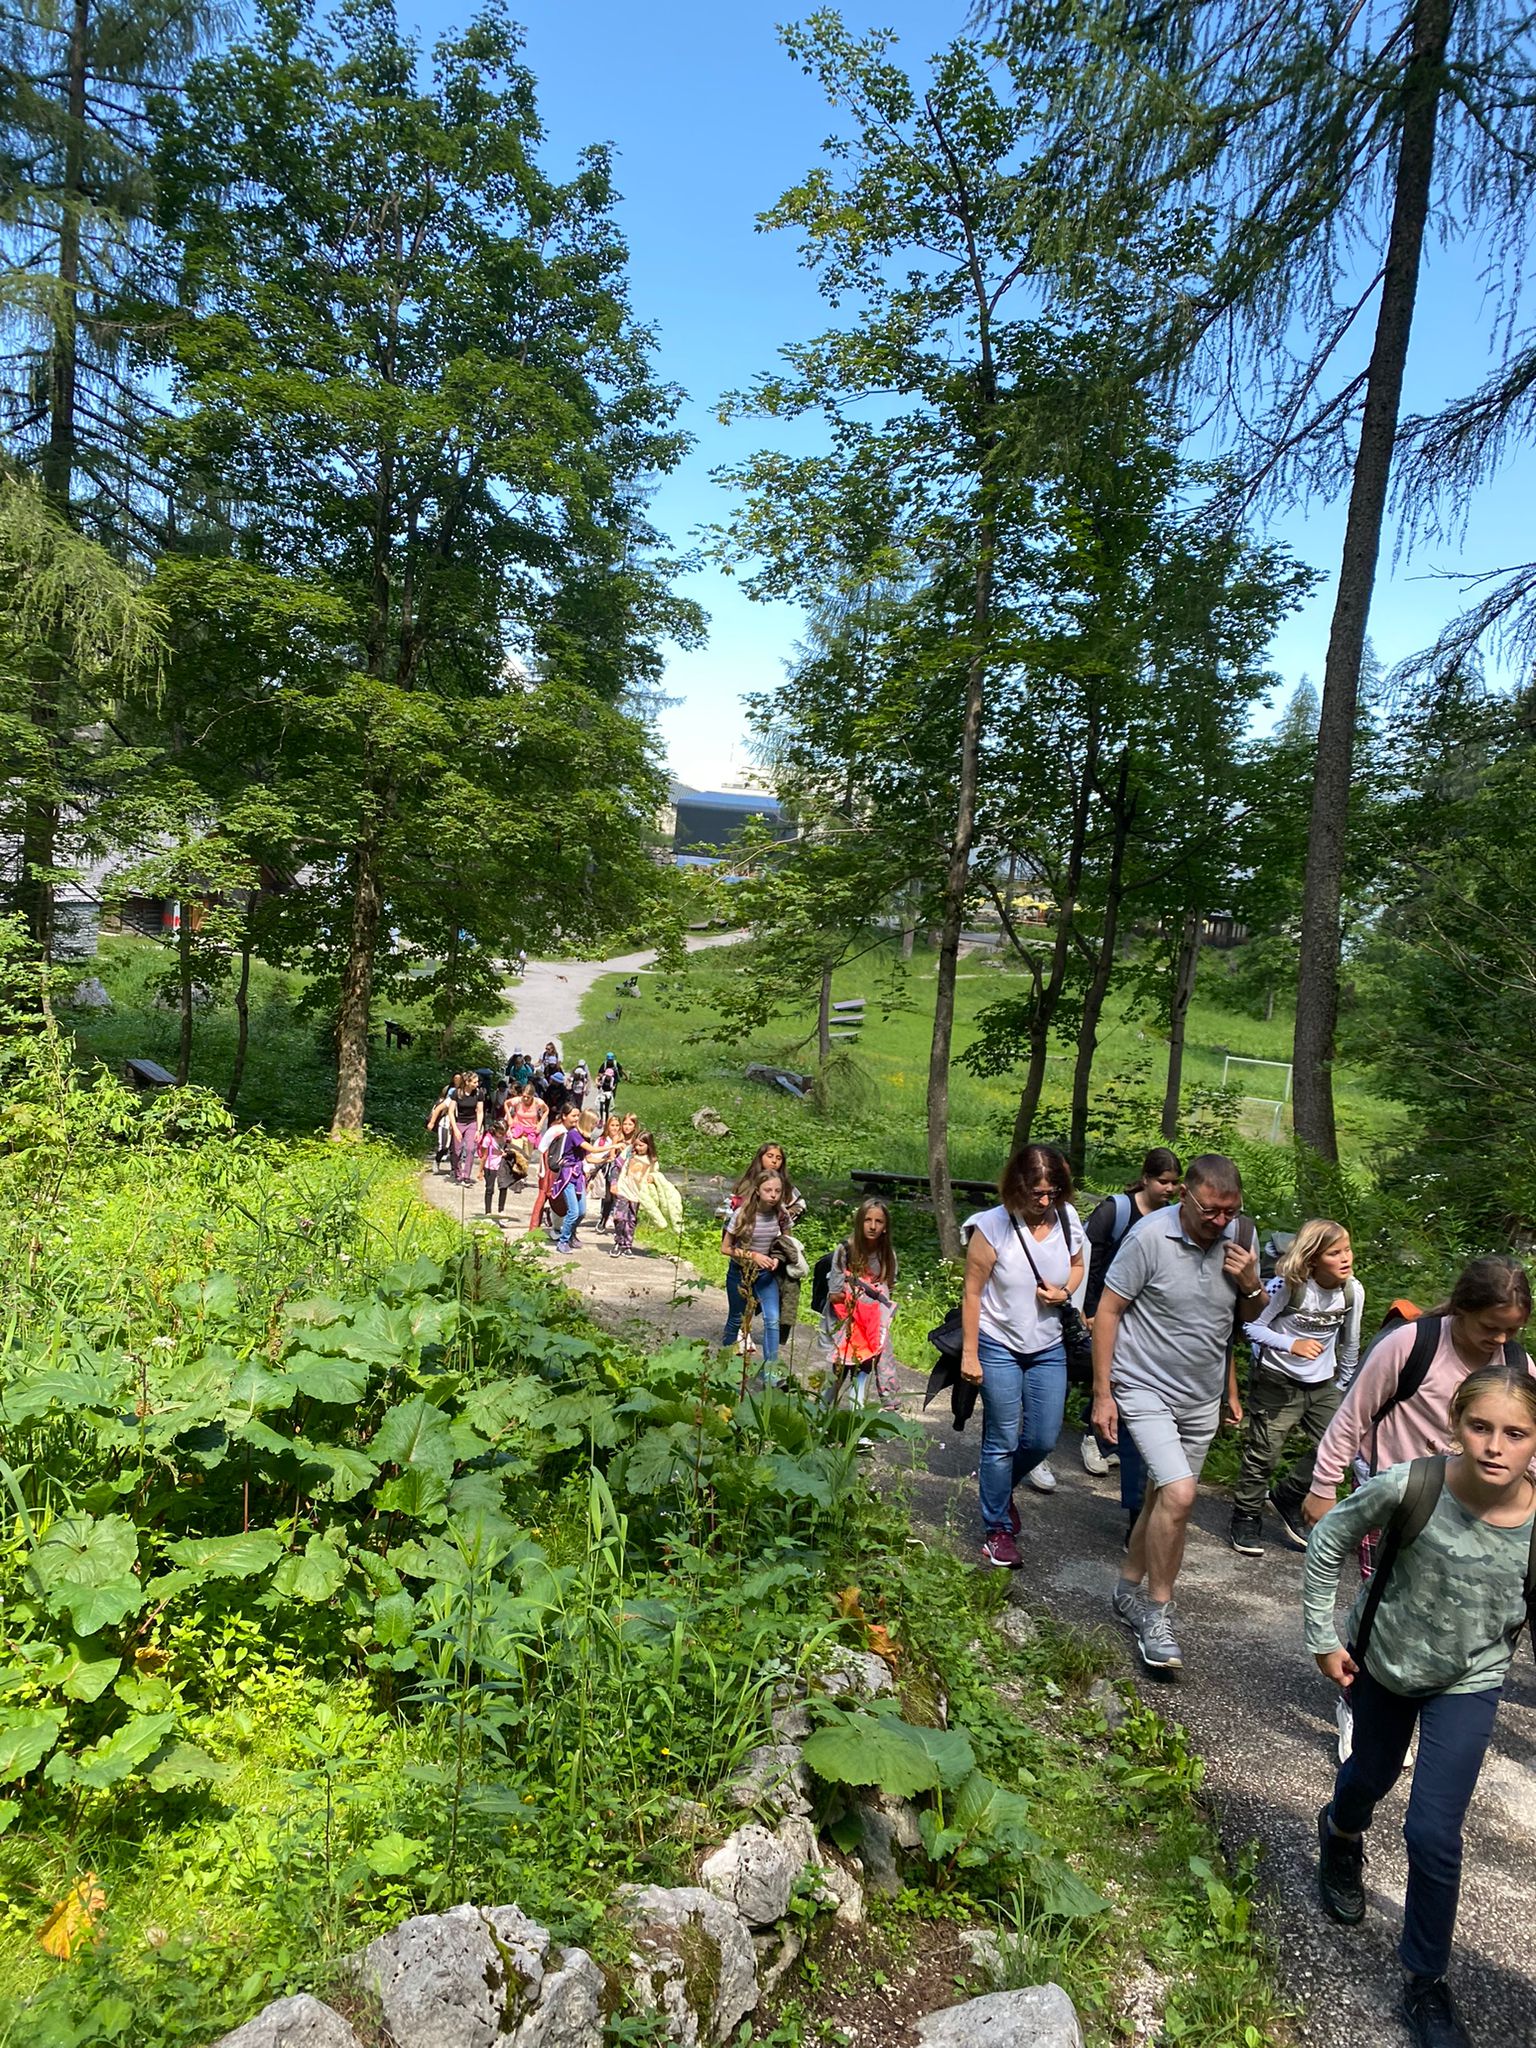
[152,0,692,1133]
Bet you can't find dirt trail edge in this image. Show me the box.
[421,1161,1536,2048]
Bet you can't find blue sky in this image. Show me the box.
[413,0,1530,785]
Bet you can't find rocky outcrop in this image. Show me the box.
[212,1996,363,2048]
[700,1818,820,1927]
[619,1884,758,2044]
[912,1985,1085,2048]
[724,1740,813,1819]
[352,1903,601,2048]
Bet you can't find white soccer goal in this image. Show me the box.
[1221,1055,1294,1144]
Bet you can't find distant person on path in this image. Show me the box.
[595,1053,622,1124]
[427,1081,457,1175]
[1092,1153,1259,1672]
[1301,1258,1533,1533]
[819,1198,899,1415]
[505,1048,534,1089]
[961,1144,1085,1569]
[477,1108,515,1218]
[1079,1148,1184,1525]
[1307,1363,1536,2048]
[1229,1219,1364,1557]
[732,1145,807,1347]
[449,1071,484,1187]
[610,1129,658,1257]
[570,1060,589,1112]
[721,1169,793,1371]
[596,1114,626,1232]
[516,947,527,977]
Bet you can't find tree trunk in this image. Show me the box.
[817,960,832,1067]
[900,920,915,961]
[22,0,89,961]
[1292,0,1452,1166]
[1160,910,1201,1141]
[332,833,383,1136]
[1069,762,1132,1174]
[437,924,460,1059]
[1010,712,1099,1150]
[228,897,255,1111]
[926,549,991,1258]
[175,900,194,1086]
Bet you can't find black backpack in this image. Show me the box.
[810,1250,834,1315]
[1365,1315,1530,1472]
[1353,1454,1536,1667]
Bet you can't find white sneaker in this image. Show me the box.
[1079,1433,1110,1477]
[1026,1461,1057,1493]
[1336,1696,1353,1764]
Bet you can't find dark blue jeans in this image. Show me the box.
[1330,1662,1501,1979]
[723,1260,780,1365]
[977,1335,1067,1532]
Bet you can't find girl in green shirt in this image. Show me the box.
[1307,1362,1536,2048]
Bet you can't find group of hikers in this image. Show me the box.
[426,1043,679,1254]
[422,1077,1527,2047]
[716,1135,1530,2048]
[941,1139,1530,2048]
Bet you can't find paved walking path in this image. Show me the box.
[490,932,745,1065]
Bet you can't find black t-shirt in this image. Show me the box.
[1083,1193,1137,1316]
[452,1089,482,1123]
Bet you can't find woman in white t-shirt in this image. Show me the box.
[960,1144,1085,1569]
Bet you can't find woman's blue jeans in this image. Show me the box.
[978,1334,1067,1532]
[556,1184,587,1247]
[723,1260,780,1365]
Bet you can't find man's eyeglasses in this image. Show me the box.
[1188,1195,1241,1221]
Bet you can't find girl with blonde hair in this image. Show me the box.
[1230,1218,1364,1557]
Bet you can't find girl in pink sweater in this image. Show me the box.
[1302,1257,1533,1529]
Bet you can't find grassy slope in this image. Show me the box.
[572,935,1401,1192]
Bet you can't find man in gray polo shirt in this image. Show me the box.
[1090,1154,1262,1673]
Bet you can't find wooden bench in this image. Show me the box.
[850,1169,998,1202]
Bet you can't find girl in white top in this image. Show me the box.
[959,1144,1085,1566]
[1230,1219,1364,1551]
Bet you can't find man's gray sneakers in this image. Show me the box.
[1135,1602,1183,1671]
[1111,1577,1146,1628]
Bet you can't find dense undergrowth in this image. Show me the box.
[0,989,1292,2048]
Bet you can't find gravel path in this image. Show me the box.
[490,931,745,1065]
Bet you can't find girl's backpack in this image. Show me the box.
[810,1250,835,1315]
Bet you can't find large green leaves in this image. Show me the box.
[49,1711,177,1790]
[26,1515,143,1635]
[273,1535,347,1603]
[0,1709,65,1781]
[800,1712,948,1799]
[372,1396,455,1478]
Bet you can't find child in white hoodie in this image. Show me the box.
[1229,1219,1364,1557]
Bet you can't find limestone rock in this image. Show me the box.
[869,1790,923,1851]
[769,1699,812,1740]
[855,1807,902,1896]
[912,1985,1085,2048]
[691,1107,731,1138]
[620,1884,758,2044]
[700,1818,819,1928]
[812,1861,864,1928]
[353,1902,600,2048]
[69,976,112,1012]
[752,1927,803,1998]
[212,1996,363,2048]
[725,1742,813,1820]
[1088,1677,1129,1731]
[993,1606,1038,1652]
[816,1649,894,1702]
[956,1928,1007,1985]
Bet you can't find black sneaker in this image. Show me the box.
[1269,1489,1310,1551]
[1400,1975,1473,2048]
[1316,1804,1365,1925]
[1229,1510,1264,1555]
